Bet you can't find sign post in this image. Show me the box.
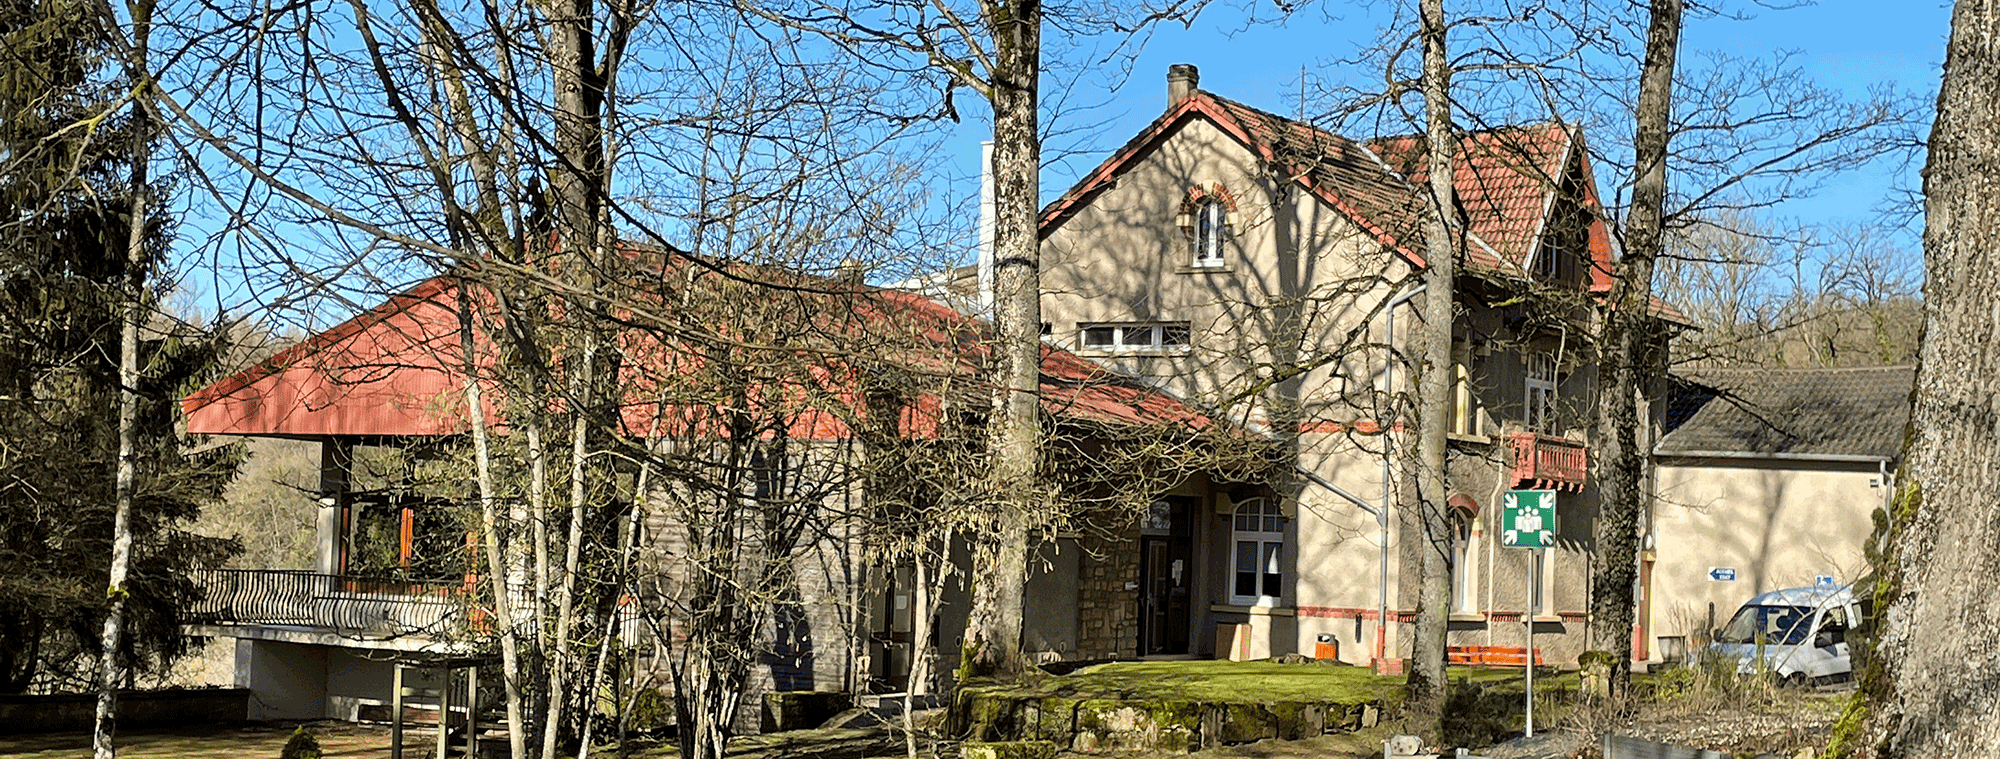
[1502,489,1557,737]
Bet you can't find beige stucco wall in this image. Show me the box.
[1037,109,1614,667]
[1040,116,1409,429]
[1648,458,1885,657]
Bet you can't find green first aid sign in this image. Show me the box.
[1502,490,1557,549]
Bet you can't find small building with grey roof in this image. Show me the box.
[1643,365,1913,664]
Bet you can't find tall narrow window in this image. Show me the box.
[1450,506,1476,612]
[1179,184,1237,268]
[1450,340,1474,435]
[1230,497,1285,605]
[1194,199,1227,267]
[1524,353,1556,434]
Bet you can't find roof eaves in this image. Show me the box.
[183,276,458,417]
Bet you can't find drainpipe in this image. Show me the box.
[977,142,996,314]
[1377,283,1427,667]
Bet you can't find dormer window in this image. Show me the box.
[1178,184,1238,268]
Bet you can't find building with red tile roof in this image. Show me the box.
[1035,64,1691,670]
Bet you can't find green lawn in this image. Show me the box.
[967,659,1572,705]
[969,660,1405,704]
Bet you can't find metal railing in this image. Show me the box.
[189,569,477,640]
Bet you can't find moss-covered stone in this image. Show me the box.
[954,659,1398,754]
[1214,703,1277,745]
[962,740,1060,759]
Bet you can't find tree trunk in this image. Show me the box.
[1589,0,1681,703]
[461,285,531,759]
[93,131,147,759]
[543,329,597,758]
[94,16,154,750]
[1860,1,2000,753]
[1402,0,1457,738]
[960,0,1040,683]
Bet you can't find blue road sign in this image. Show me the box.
[1709,567,1737,582]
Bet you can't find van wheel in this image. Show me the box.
[1783,672,1809,689]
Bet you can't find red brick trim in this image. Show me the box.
[1296,606,1416,623]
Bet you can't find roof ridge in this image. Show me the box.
[1679,364,1918,375]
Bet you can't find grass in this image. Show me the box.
[968,659,1568,706]
[964,660,1407,705]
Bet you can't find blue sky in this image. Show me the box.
[942,0,1952,242]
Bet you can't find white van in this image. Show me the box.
[1705,584,1864,686]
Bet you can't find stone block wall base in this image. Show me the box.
[964,740,1061,759]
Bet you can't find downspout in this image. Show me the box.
[1378,283,1427,666]
[977,142,996,314]
[1877,458,1895,562]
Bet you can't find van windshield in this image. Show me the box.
[1716,604,1814,645]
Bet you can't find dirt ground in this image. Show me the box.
[0,721,434,759]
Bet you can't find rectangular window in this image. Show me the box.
[1078,322,1191,352]
[1230,498,1285,605]
[1232,541,1282,601]
[1524,353,1556,434]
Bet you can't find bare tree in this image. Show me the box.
[1660,213,1922,369]
[1582,0,1681,702]
[1405,0,1459,736]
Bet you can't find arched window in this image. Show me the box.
[1179,184,1237,268]
[1230,497,1285,605]
[1450,504,1477,612]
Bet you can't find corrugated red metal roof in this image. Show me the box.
[183,278,503,438]
[184,275,1215,440]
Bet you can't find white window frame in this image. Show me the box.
[1192,199,1228,268]
[1450,507,1477,613]
[1078,322,1191,353]
[1524,353,1556,434]
[1230,497,1285,606]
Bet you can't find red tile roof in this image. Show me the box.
[1366,125,1575,271]
[1040,92,1617,283]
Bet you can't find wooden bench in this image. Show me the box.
[1447,644,1544,667]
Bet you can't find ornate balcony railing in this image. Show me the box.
[1508,431,1588,492]
[188,569,479,640]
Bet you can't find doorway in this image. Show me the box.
[1138,497,1195,655]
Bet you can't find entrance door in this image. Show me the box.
[1138,498,1194,655]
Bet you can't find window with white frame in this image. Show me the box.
[1079,322,1191,352]
[1230,497,1285,605]
[1179,184,1237,268]
[1193,199,1228,267]
[1524,353,1556,434]
[1450,506,1476,612]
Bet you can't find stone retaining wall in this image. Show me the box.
[957,691,1387,753]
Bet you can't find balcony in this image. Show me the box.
[1508,432,1588,492]
[188,569,479,641]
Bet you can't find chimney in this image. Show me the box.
[1167,64,1199,108]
